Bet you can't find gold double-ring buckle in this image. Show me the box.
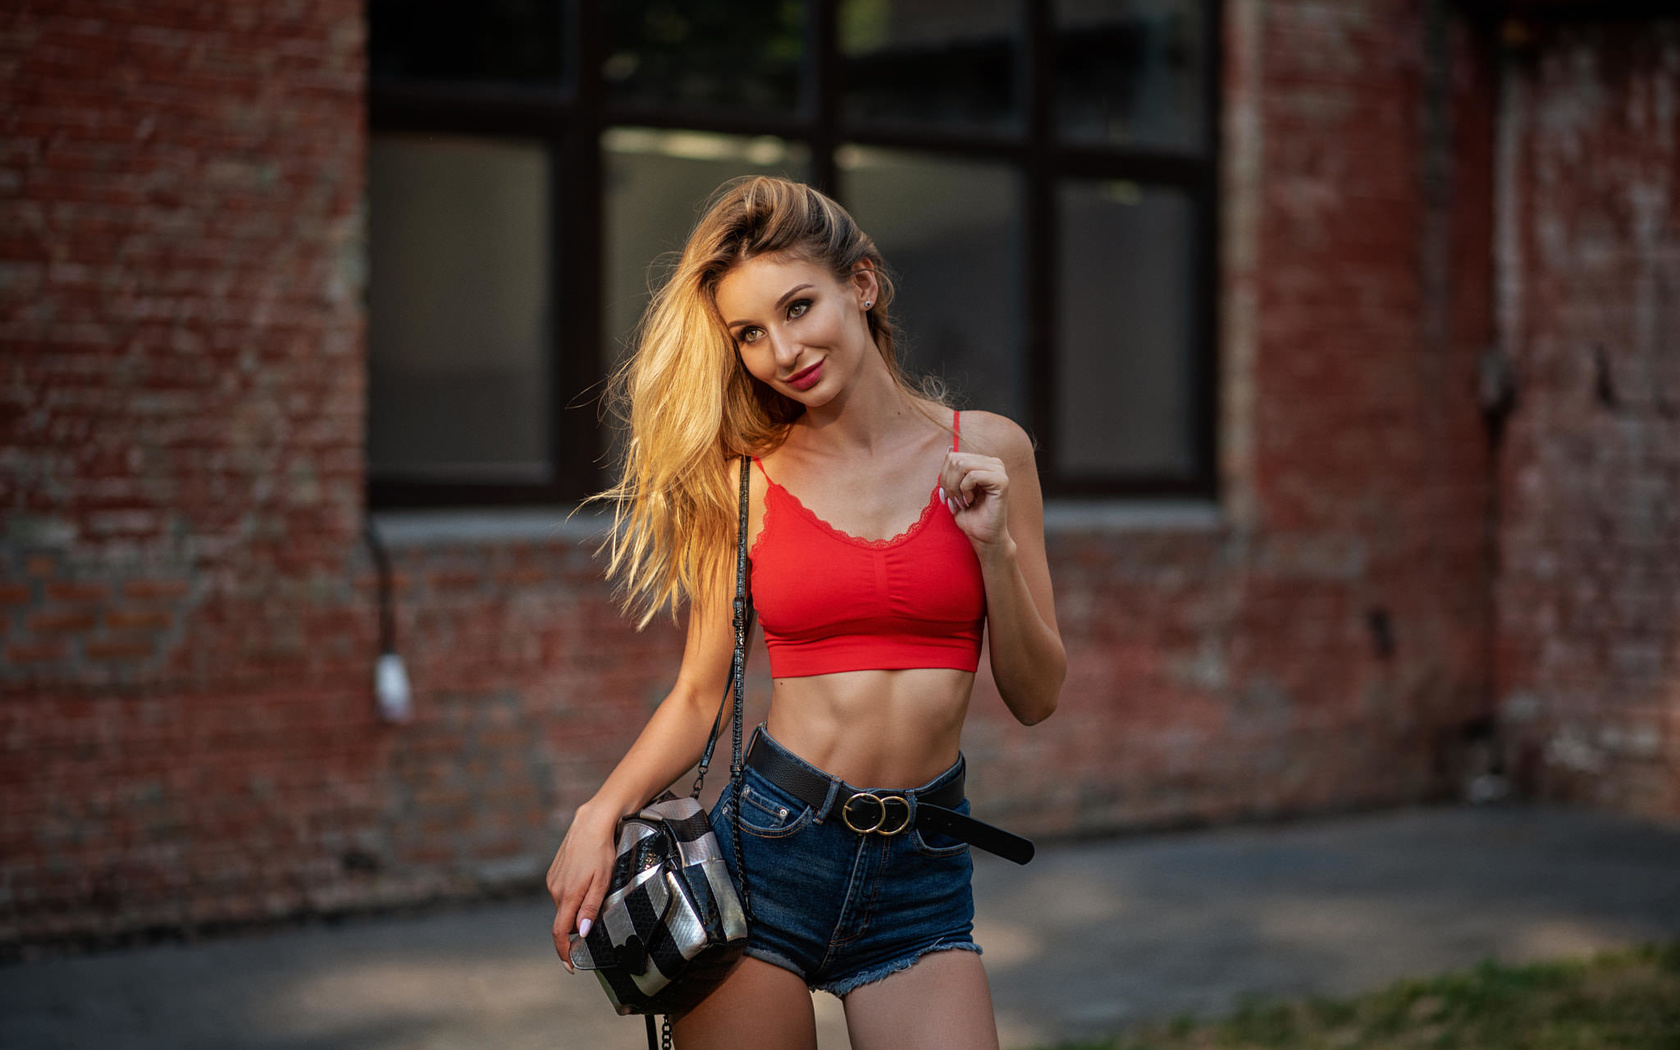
[841,792,912,835]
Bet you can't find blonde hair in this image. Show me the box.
[591,175,948,627]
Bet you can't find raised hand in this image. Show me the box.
[937,450,1013,555]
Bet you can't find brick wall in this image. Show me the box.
[1492,15,1680,819]
[9,0,1662,951]
[1,0,374,943]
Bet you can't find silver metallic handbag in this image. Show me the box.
[568,455,757,1047]
[568,793,747,1015]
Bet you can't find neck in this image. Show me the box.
[793,346,924,456]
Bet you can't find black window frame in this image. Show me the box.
[366,0,1223,508]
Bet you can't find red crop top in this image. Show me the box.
[749,411,987,678]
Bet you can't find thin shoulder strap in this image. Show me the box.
[953,410,961,452]
[690,455,755,797]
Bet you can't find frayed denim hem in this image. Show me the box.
[815,941,983,999]
[742,945,809,984]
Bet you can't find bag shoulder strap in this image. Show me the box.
[691,454,755,796]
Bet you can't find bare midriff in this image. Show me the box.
[762,667,975,789]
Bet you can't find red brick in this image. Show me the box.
[43,581,108,603]
[103,608,173,632]
[27,610,98,634]
[6,642,70,664]
[84,639,157,661]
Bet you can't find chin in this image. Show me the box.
[785,387,833,409]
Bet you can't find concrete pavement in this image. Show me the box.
[3,802,1679,1049]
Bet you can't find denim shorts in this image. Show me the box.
[707,727,982,997]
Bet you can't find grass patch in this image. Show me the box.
[1045,939,1680,1050]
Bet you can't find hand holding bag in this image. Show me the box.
[567,455,757,1047]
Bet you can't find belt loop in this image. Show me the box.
[814,777,839,825]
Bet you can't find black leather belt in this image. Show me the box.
[742,730,1035,865]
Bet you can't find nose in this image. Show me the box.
[768,328,801,370]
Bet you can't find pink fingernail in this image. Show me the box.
[578,918,592,938]
[947,498,959,515]
[938,486,946,502]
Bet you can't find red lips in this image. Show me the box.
[786,360,824,390]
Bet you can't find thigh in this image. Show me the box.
[672,956,818,1050]
[842,948,1000,1050]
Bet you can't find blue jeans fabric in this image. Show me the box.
[707,726,982,997]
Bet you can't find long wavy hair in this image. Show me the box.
[591,175,949,627]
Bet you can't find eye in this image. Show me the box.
[787,299,810,320]
[737,325,764,345]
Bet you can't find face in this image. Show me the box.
[713,254,877,405]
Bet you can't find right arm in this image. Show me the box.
[546,556,741,969]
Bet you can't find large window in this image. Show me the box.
[367,0,1220,506]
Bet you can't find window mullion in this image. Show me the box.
[555,0,606,499]
[1194,0,1225,501]
[811,0,840,196]
[1024,0,1057,491]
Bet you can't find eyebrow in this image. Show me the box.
[726,284,813,331]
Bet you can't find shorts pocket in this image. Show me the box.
[733,782,813,839]
[911,797,973,858]
[911,828,971,857]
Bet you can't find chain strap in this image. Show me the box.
[689,455,755,800]
[687,455,756,926]
[727,455,755,922]
[645,457,756,1050]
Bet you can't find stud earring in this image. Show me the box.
[863,299,873,310]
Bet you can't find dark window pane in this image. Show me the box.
[604,0,804,114]
[369,0,566,91]
[838,147,1024,422]
[1056,0,1208,152]
[841,0,1021,132]
[368,135,553,482]
[1055,180,1194,478]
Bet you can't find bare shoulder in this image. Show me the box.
[958,409,1036,469]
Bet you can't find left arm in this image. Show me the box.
[938,412,1065,725]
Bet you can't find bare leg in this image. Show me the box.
[842,948,1001,1050]
[672,956,818,1050]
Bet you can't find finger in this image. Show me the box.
[546,850,566,904]
[575,884,604,946]
[554,884,585,963]
[939,452,961,492]
[942,452,1001,502]
[961,462,1006,499]
[553,910,575,973]
[941,455,971,509]
[940,473,962,515]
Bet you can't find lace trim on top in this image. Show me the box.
[759,475,940,552]
[750,410,958,556]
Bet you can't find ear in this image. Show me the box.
[847,261,880,310]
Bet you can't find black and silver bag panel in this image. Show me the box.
[569,795,748,1015]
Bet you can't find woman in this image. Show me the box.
[547,175,1065,1049]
